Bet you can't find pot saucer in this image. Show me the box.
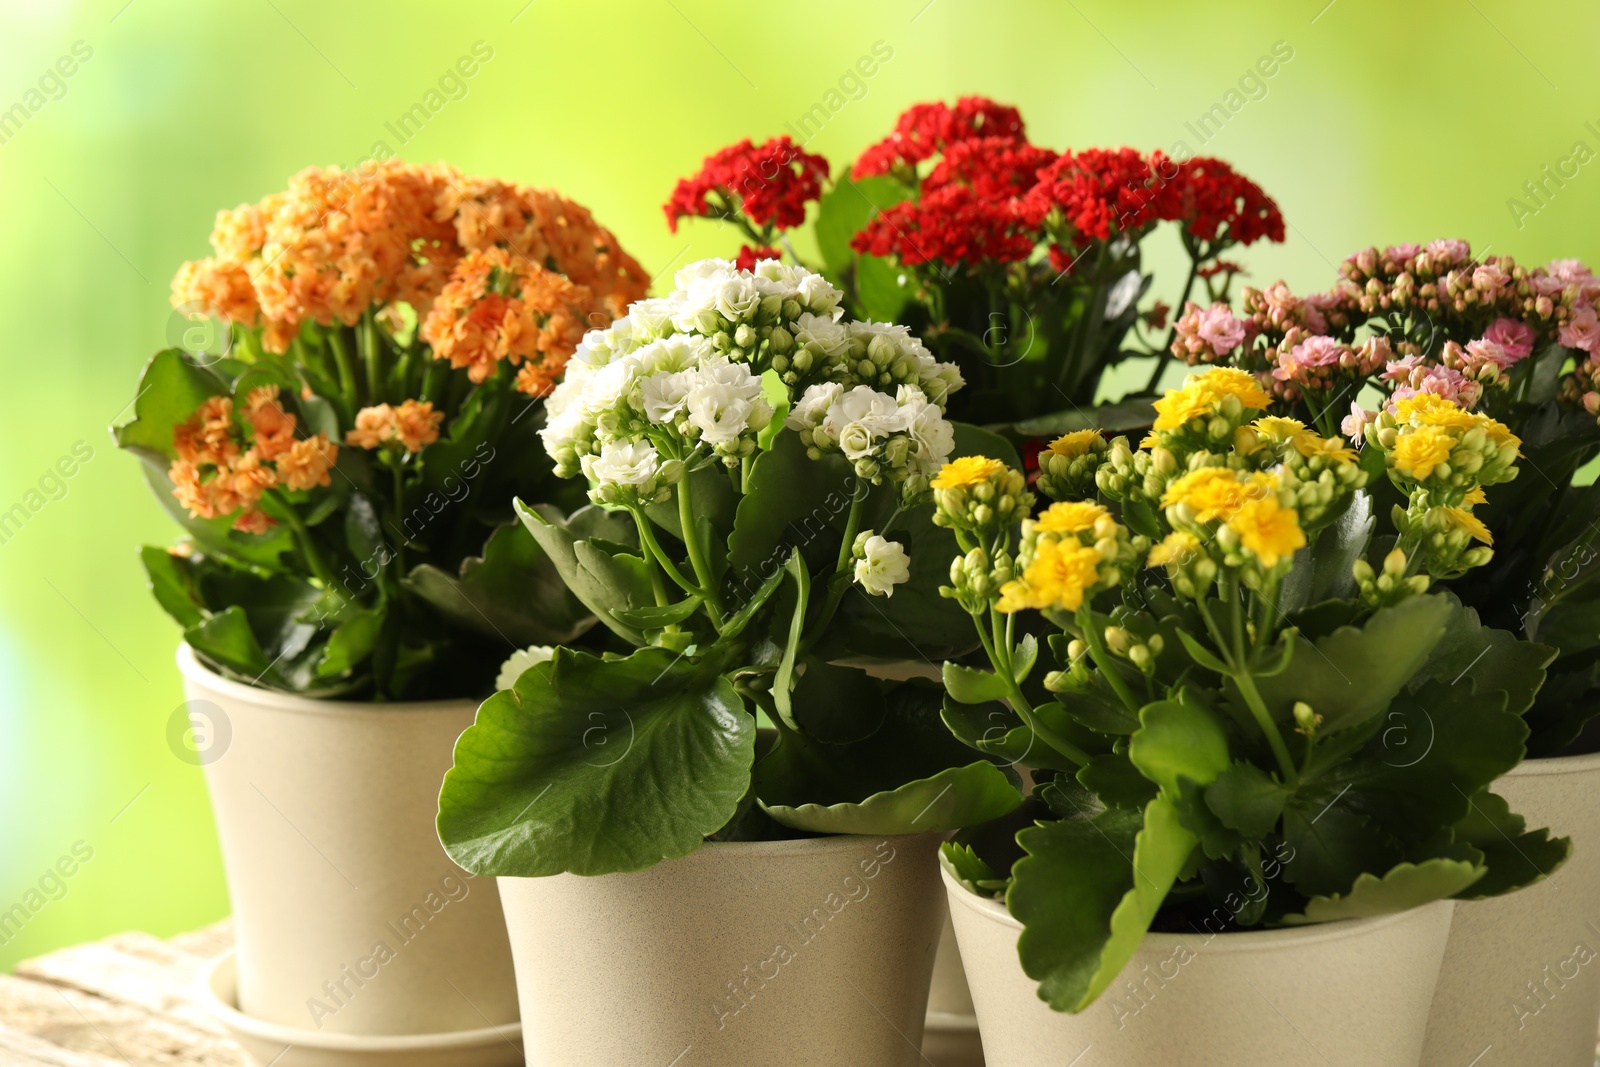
[196,950,524,1067]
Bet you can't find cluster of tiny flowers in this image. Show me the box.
[1142,367,1272,454]
[1170,301,1251,365]
[931,456,1034,534]
[540,259,958,507]
[785,381,955,486]
[168,386,338,534]
[345,399,444,452]
[1158,467,1305,576]
[1035,430,1110,501]
[996,500,1147,614]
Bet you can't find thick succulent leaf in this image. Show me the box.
[405,520,595,647]
[1205,762,1289,839]
[437,646,754,876]
[1244,594,1453,735]
[1278,492,1372,614]
[755,680,1022,833]
[1127,697,1231,797]
[1449,788,1571,899]
[113,349,228,463]
[1280,857,1486,925]
[514,500,650,642]
[1010,797,1196,1012]
[1280,794,1401,897]
[941,697,1086,772]
[789,659,888,744]
[184,607,278,685]
[140,545,204,628]
[727,432,860,577]
[1416,594,1556,716]
[814,175,913,277]
[940,841,1007,898]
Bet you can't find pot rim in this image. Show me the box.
[1512,746,1600,777]
[177,643,478,717]
[196,949,522,1050]
[940,865,1452,952]
[495,829,941,881]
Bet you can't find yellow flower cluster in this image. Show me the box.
[1160,467,1306,570]
[1372,393,1520,494]
[996,499,1146,614]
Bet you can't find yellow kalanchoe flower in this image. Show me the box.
[1161,468,1273,523]
[1253,416,1307,441]
[997,539,1104,613]
[1034,500,1110,534]
[1291,433,1358,464]
[1226,496,1307,569]
[1439,506,1493,545]
[932,455,1006,489]
[1147,530,1202,568]
[1391,425,1455,481]
[1047,429,1104,457]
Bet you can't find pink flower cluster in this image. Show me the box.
[1171,301,1249,364]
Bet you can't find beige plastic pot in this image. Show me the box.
[943,867,1455,1066]
[177,645,519,1040]
[497,832,945,1067]
[1422,749,1600,1067]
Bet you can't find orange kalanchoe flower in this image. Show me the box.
[276,435,339,492]
[244,385,298,460]
[345,399,443,452]
[420,248,593,395]
[173,396,241,468]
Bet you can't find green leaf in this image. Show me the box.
[184,606,276,683]
[1174,629,1232,676]
[140,545,204,628]
[1011,397,1156,439]
[1245,594,1453,735]
[113,349,228,462]
[1053,688,1141,736]
[756,681,1022,834]
[1127,697,1232,797]
[727,431,860,577]
[814,175,912,276]
[437,645,754,876]
[1280,858,1486,925]
[1417,595,1556,716]
[515,500,651,643]
[316,609,383,681]
[1077,752,1159,808]
[1012,633,1038,683]
[771,550,811,730]
[1205,762,1288,839]
[1449,789,1571,899]
[1278,492,1373,613]
[855,254,910,320]
[940,841,1006,898]
[1010,797,1196,1012]
[789,659,887,744]
[1280,795,1400,897]
[943,662,1011,705]
[611,597,703,630]
[407,520,596,647]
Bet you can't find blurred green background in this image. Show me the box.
[1,0,1596,968]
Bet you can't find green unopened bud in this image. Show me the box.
[1293,700,1322,737]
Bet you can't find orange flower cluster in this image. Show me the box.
[346,399,445,452]
[170,161,648,378]
[169,386,339,534]
[419,247,593,397]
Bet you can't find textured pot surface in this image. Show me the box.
[179,645,518,1036]
[1422,749,1600,1067]
[923,910,983,1067]
[944,868,1455,1067]
[498,832,945,1067]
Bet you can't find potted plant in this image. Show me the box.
[114,160,647,1055]
[435,257,1024,1067]
[1179,241,1600,1064]
[664,96,1285,432]
[927,367,1565,1065]
[664,98,1287,1062]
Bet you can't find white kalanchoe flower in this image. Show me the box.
[497,645,555,690]
[582,439,676,507]
[852,531,911,597]
[684,362,773,461]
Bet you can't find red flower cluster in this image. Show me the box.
[853,184,1038,267]
[735,244,782,272]
[1026,148,1169,243]
[853,96,1026,179]
[1159,157,1285,246]
[664,136,831,234]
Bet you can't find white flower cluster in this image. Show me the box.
[786,382,956,485]
[540,258,963,508]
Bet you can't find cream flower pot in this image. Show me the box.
[1421,750,1600,1067]
[923,911,985,1066]
[177,645,519,1041]
[943,867,1455,1066]
[497,832,945,1067]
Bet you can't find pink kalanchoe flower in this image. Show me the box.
[1425,238,1471,266]
[1384,356,1482,409]
[1560,305,1600,353]
[1483,317,1536,361]
[1196,304,1246,355]
[1472,263,1509,294]
[1585,392,1600,418]
[1464,337,1515,372]
[1341,402,1377,442]
[1385,243,1422,262]
[1274,335,1344,382]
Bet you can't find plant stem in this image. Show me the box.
[360,311,382,405]
[677,483,726,628]
[803,489,867,646]
[1144,247,1203,394]
[976,608,1091,767]
[272,491,344,601]
[630,508,700,599]
[329,329,358,406]
[1224,577,1298,783]
[1076,606,1143,715]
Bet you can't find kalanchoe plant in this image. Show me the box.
[934,367,1567,1013]
[1180,240,1600,752]
[665,97,1286,430]
[116,161,650,699]
[435,259,1024,877]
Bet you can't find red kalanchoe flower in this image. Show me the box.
[852,184,1036,267]
[922,137,1058,203]
[1025,148,1166,246]
[853,96,1027,179]
[664,137,831,234]
[734,244,782,272]
[1160,157,1285,246]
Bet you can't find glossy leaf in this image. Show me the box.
[1280,858,1486,925]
